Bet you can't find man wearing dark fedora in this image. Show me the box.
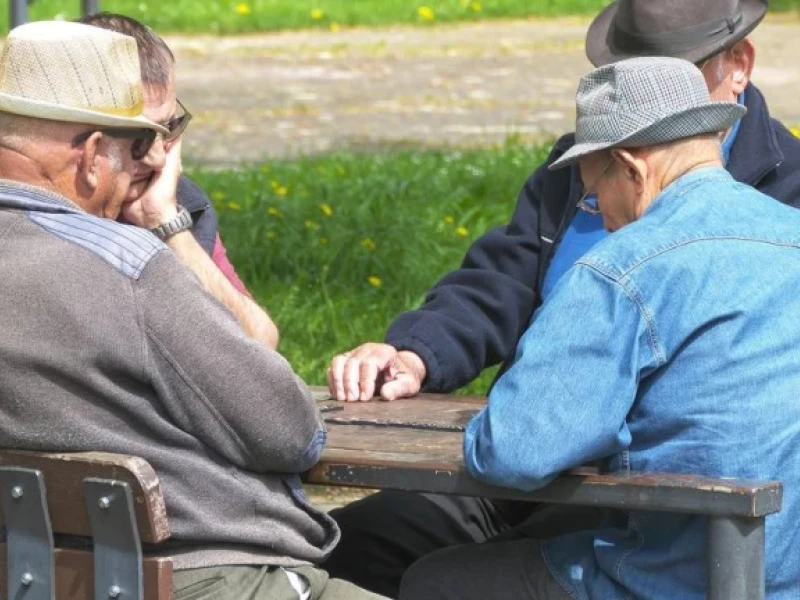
[323,0,800,597]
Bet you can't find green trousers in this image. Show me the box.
[173,564,389,600]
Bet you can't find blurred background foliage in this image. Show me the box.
[8,0,800,34]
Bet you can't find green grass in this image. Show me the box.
[186,138,551,394]
[11,0,800,34]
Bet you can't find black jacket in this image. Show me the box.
[386,83,800,392]
[178,176,218,256]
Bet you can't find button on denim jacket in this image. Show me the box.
[465,168,800,599]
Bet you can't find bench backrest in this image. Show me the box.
[0,450,173,600]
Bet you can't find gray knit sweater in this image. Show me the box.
[0,180,338,569]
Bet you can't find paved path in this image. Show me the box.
[169,15,800,166]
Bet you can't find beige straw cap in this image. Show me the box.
[0,21,167,134]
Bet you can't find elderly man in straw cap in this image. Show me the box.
[0,21,385,600]
[399,57,800,600]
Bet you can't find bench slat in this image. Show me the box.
[0,451,169,544]
[0,544,172,600]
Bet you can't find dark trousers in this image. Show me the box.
[399,538,570,600]
[324,490,608,599]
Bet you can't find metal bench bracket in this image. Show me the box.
[0,467,55,600]
[83,478,143,600]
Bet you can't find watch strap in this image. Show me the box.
[150,207,193,240]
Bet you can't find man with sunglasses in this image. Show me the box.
[80,12,280,350]
[324,0,800,597]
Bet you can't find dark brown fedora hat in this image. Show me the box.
[586,0,768,67]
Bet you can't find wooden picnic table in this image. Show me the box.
[303,386,781,600]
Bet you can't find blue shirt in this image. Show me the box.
[541,92,745,300]
[464,168,800,599]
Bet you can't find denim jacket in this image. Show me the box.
[464,168,800,599]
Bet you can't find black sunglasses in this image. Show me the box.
[71,127,158,161]
[163,99,193,143]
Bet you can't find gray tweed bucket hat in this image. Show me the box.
[549,56,746,171]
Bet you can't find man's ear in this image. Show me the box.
[729,38,755,95]
[611,148,647,194]
[77,131,104,192]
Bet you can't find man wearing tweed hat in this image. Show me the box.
[400,56,800,600]
[323,1,800,596]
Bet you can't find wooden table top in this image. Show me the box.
[304,387,782,518]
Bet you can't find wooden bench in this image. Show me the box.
[9,0,101,30]
[0,450,172,600]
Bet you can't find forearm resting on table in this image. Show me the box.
[166,231,279,348]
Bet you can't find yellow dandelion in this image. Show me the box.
[235,3,251,16]
[310,8,324,20]
[456,226,469,237]
[367,275,383,288]
[330,22,341,32]
[267,206,282,217]
[275,186,288,196]
[227,201,242,211]
[470,1,483,11]
[320,237,329,245]
[791,126,800,139]
[443,215,455,224]
[304,219,318,230]
[417,6,435,21]
[361,237,377,251]
[320,202,334,217]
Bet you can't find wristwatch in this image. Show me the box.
[150,207,193,240]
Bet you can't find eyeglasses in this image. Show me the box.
[162,99,192,145]
[71,127,158,161]
[576,158,613,215]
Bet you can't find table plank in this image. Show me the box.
[307,387,782,518]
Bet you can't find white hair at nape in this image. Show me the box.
[0,111,54,150]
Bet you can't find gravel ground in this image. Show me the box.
[170,15,800,166]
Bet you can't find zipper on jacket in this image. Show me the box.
[535,171,583,301]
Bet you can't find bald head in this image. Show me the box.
[577,134,723,232]
[0,112,136,218]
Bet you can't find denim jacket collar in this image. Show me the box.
[643,167,732,220]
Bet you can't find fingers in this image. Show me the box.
[379,351,426,401]
[380,372,422,401]
[328,343,397,402]
[327,354,350,400]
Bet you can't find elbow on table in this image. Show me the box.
[249,375,326,473]
[464,438,557,492]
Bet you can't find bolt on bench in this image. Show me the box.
[0,450,172,600]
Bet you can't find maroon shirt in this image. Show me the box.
[212,233,252,298]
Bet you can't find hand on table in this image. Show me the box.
[327,343,427,402]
